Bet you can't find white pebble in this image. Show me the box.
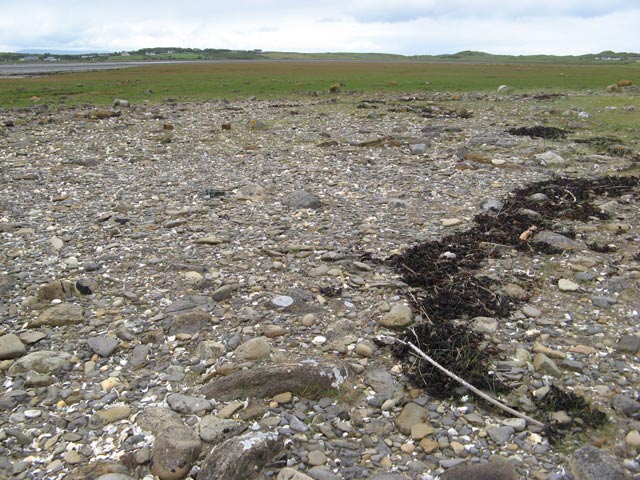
[311,335,327,345]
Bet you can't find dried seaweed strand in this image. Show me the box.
[388,333,546,429]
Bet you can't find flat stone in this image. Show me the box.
[395,402,428,435]
[533,231,579,250]
[200,361,347,401]
[199,416,246,444]
[194,235,227,245]
[522,306,542,318]
[568,445,630,480]
[278,468,315,480]
[487,426,514,444]
[32,304,84,327]
[8,351,72,375]
[307,450,327,466]
[532,342,566,359]
[169,309,213,335]
[167,393,213,414]
[535,151,566,165]
[502,418,527,432]
[307,466,342,480]
[591,295,617,308]
[212,284,238,301]
[272,392,293,404]
[441,458,518,480]
[612,394,640,417]
[442,218,462,227]
[533,353,562,376]
[558,279,580,292]
[94,406,132,425]
[0,334,26,360]
[379,304,413,328]
[420,438,439,453]
[364,369,395,398]
[309,265,330,277]
[469,316,498,334]
[410,422,435,439]
[87,335,119,357]
[282,190,322,209]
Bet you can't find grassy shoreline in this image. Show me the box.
[0,60,638,108]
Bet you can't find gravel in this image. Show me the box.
[1,91,639,479]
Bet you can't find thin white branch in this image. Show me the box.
[385,335,546,429]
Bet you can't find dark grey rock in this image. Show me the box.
[591,296,617,308]
[87,335,119,357]
[410,143,427,155]
[307,466,342,480]
[130,344,151,369]
[199,430,283,480]
[364,369,395,399]
[532,231,579,250]
[487,426,514,444]
[616,335,640,354]
[612,394,640,417]
[568,445,630,480]
[369,475,411,480]
[440,459,467,468]
[441,458,518,480]
[211,284,239,301]
[0,273,16,295]
[282,190,322,209]
[95,474,135,480]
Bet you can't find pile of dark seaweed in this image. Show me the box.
[390,175,638,433]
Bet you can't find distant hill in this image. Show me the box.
[2,48,639,64]
[17,49,111,55]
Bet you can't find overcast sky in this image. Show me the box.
[1,0,638,55]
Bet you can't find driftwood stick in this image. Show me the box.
[386,335,546,429]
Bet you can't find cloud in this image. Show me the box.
[1,1,639,55]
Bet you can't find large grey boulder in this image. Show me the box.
[200,360,348,401]
[282,190,322,209]
[568,445,630,480]
[199,430,283,480]
[441,458,518,480]
[137,408,202,480]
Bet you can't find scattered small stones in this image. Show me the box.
[1,92,638,480]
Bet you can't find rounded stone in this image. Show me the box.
[379,304,413,328]
[0,334,26,360]
[626,430,640,450]
[307,450,327,466]
[235,337,271,361]
[558,279,580,292]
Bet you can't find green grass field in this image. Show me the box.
[0,61,638,108]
